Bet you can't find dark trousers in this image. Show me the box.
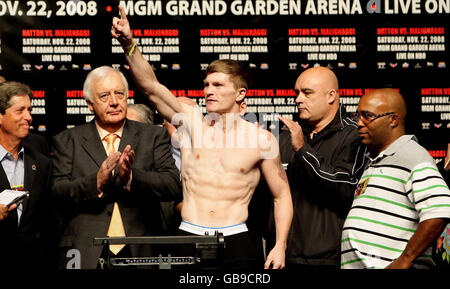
[175,229,265,269]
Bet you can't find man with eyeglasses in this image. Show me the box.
[51,66,181,269]
[272,66,367,269]
[341,88,450,269]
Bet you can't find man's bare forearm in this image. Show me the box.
[273,191,293,248]
[112,5,179,121]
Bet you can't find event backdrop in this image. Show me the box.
[0,0,448,161]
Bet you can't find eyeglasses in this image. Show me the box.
[352,111,396,123]
[97,91,126,103]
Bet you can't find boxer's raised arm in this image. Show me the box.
[111,5,187,122]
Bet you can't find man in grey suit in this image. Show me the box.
[51,66,181,269]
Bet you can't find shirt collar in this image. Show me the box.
[368,135,416,162]
[95,121,125,141]
[0,144,24,161]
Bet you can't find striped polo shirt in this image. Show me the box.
[341,135,450,269]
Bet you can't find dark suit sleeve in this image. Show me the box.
[39,154,61,267]
[50,131,100,208]
[129,127,182,202]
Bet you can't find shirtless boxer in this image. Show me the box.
[111,6,293,269]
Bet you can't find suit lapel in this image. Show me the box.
[0,163,11,191]
[19,146,36,226]
[23,147,36,210]
[81,121,108,168]
[0,163,16,231]
[115,120,138,177]
[119,120,139,153]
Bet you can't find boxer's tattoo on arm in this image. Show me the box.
[278,163,288,183]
